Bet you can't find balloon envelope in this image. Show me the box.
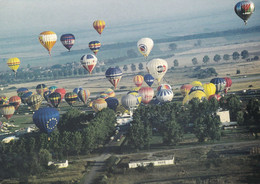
[89,41,101,55]
[80,54,98,74]
[105,67,123,89]
[144,74,154,87]
[203,83,216,99]
[156,89,174,102]
[133,75,144,87]
[49,92,62,108]
[78,89,89,104]
[65,92,78,106]
[235,1,255,24]
[180,84,193,96]
[210,78,226,94]
[92,98,107,112]
[38,31,57,55]
[137,38,154,58]
[55,88,66,100]
[146,58,168,83]
[60,34,75,51]
[0,105,15,120]
[9,96,21,111]
[93,20,105,35]
[121,94,139,110]
[27,94,43,111]
[17,88,29,98]
[7,57,20,73]
[138,87,154,104]
[33,107,60,134]
[105,97,119,111]
[36,84,48,97]
[191,81,202,87]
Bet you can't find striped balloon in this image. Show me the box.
[78,89,89,104]
[138,87,154,104]
[36,84,48,97]
[133,75,144,87]
[89,41,101,55]
[65,92,78,106]
[93,20,105,35]
[49,92,61,108]
[105,67,123,89]
[7,57,20,74]
[60,34,75,51]
[27,94,43,111]
[92,98,107,112]
[80,54,98,74]
[156,89,174,102]
[9,96,21,111]
[0,105,15,120]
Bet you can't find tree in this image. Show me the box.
[173,59,179,67]
[138,63,144,70]
[192,57,198,65]
[169,43,177,51]
[223,54,230,61]
[253,56,259,61]
[123,65,128,72]
[241,50,249,59]
[203,55,210,64]
[236,69,241,74]
[131,64,136,71]
[213,54,221,62]
[38,149,52,168]
[232,52,240,60]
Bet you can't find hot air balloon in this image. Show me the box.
[105,97,119,111]
[235,1,255,25]
[104,88,115,97]
[121,94,139,110]
[17,88,29,98]
[133,75,144,87]
[157,84,172,91]
[36,84,48,97]
[137,38,154,58]
[27,94,43,111]
[203,83,216,99]
[210,78,226,94]
[48,92,62,108]
[189,90,207,102]
[208,94,221,101]
[224,77,232,94]
[21,91,34,104]
[99,93,109,100]
[60,34,75,51]
[78,89,89,104]
[156,89,174,103]
[43,90,52,102]
[49,86,57,93]
[105,67,123,89]
[55,88,66,101]
[127,91,142,104]
[182,94,190,105]
[73,87,83,101]
[65,92,78,106]
[38,31,57,56]
[7,57,20,75]
[191,81,202,87]
[146,58,168,83]
[92,98,107,112]
[189,86,205,95]
[33,107,60,134]
[9,96,21,111]
[138,87,154,104]
[180,84,193,97]
[0,105,15,120]
[132,86,141,92]
[144,73,154,87]
[80,54,98,74]
[89,41,101,55]
[93,20,106,35]
[0,95,9,105]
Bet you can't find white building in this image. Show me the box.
[2,136,19,143]
[128,155,174,169]
[48,160,69,168]
[216,110,230,123]
[116,113,133,126]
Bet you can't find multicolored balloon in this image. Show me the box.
[27,94,43,111]
[189,86,205,95]
[89,41,101,55]
[144,74,154,87]
[38,31,57,56]
[60,34,75,51]
[180,84,193,97]
[21,91,34,104]
[210,78,226,94]
[80,54,98,74]
[92,98,107,112]
[133,75,144,87]
[157,84,172,91]
[7,57,20,75]
[156,89,174,103]
[93,20,106,35]
[127,91,142,105]
[235,1,255,25]
[146,58,168,83]
[0,105,15,120]
[105,67,123,89]
[104,88,115,97]
[17,88,29,98]
[78,89,89,104]
[33,107,60,134]
[137,38,154,58]
[65,92,78,106]
[36,84,48,97]
[49,86,58,93]
[138,87,154,104]
[43,90,52,102]
[0,95,9,105]
[48,92,62,108]
[9,96,21,111]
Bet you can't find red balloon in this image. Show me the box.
[55,88,66,100]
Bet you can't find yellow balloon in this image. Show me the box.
[189,90,207,102]
[38,31,57,55]
[203,83,216,99]
[191,81,202,87]
[93,20,106,35]
[7,57,20,73]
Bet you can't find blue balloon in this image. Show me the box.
[17,87,28,94]
[144,74,154,87]
[60,34,75,51]
[105,97,119,111]
[73,87,83,101]
[21,91,34,104]
[105,67,123,89]
[210,78,226,94]
[33,107,60,134]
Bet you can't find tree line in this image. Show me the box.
[0,108,116,180]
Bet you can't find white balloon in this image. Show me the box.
[146,58,168,83]
[137,38,154,58]
[156,89,174,102]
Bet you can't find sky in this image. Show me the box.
[0,0,259,38]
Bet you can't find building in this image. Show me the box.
[216,110,230,123]
[128,155,174,169]
[48,160,69,168]
[2,136,19,143]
